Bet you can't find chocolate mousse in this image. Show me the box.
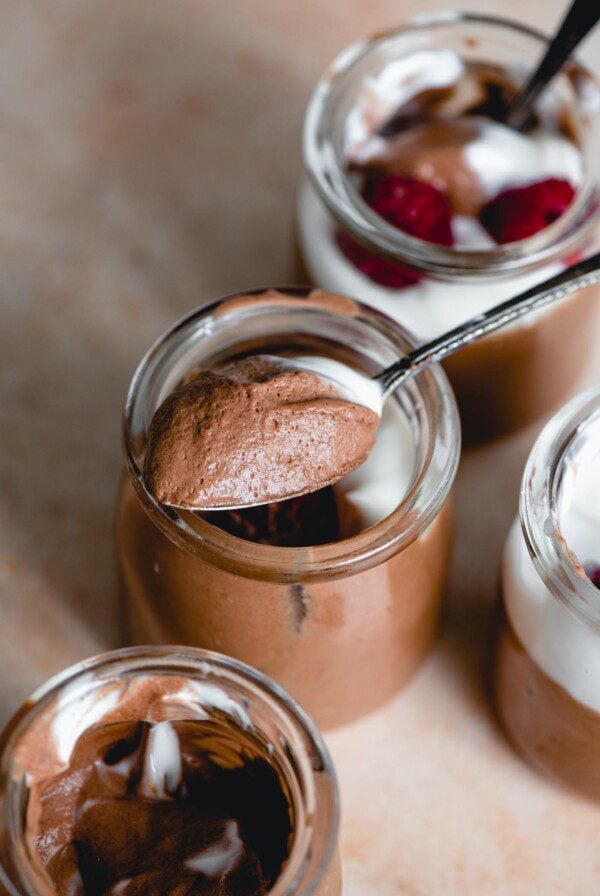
[12,675,295,896]
[496,619,600,801]
[27,719,291,896]
[143,355,379,509]
[354,118,488,217]
[118,287,459,729]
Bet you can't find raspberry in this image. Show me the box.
[337,174,453,288]
[205,487,341,547]
[364,174,454,246]
[336,231,421,287]
[480,178,576,244]
[588,565,600,590]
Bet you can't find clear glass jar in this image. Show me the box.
[299,12,600,442]
[116,288,459,730]
[496,386,600,799]
[0,646,341,896]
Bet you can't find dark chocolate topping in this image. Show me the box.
[29,720,292,896]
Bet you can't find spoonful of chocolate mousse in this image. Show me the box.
[144,255,600,512]
[143,354,380,511]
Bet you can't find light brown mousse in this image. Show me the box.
[496,618,600,800]
[143,354,379,509]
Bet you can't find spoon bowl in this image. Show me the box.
[157,253,600,513]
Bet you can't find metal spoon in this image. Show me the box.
[506,0,600,130]
[166,252,600,512]
[294,252,600,418]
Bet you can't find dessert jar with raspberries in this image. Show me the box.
[496,386,600,800]
[116,288,459,730]
[299,13,600,442]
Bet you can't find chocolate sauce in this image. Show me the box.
[29,720,292,896]
[373,65,523,140]
[204,487,342,547]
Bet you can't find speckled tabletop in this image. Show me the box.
[0,2,599,894]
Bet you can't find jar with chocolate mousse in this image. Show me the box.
[116,288,459,730]
[298,12,600,442]
[496,386,600,800]
[0,646,341,896]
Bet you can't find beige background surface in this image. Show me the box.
[0,2,599,894]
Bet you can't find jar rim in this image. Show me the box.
[0,646,340,896]
[303,10,600,279]
[520,385,600,631]
[122,288,460,583]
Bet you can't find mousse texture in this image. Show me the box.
[117,477,454,729]
[496,619,600,801]
[23,714,291,896]
[143,355,379,509]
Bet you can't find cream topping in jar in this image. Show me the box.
[300,45,587,339]
[502,400,600,712]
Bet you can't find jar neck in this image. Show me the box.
[0,647,339,896]
[123,288,459,583]
[303,11,600,279]
[520,387,600,631]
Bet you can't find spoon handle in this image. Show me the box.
[376,252,600,399]
[506,0,600,130]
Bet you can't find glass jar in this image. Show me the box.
[299,12,600,442]
[116,288,459,730]
[496,386,600,799]
[0,646,341,896]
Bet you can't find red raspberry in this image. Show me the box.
[364,174,454,246]
[337,174,453,288]
[480,178,576,244]
[588,565,600,590]
[205,487,341,547]
[336,231,421,288]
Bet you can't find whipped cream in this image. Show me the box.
[345,49,465,160]
[263,354,416,531]
[139,721,183,799]
[336,393,416,529]
[503,436,600,713]
[35,672,253,772]
[463,122,582,200]
[185,820,243,876]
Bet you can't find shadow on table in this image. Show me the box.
[0,0,311,710]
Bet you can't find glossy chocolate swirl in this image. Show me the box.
[28,718,292,896]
